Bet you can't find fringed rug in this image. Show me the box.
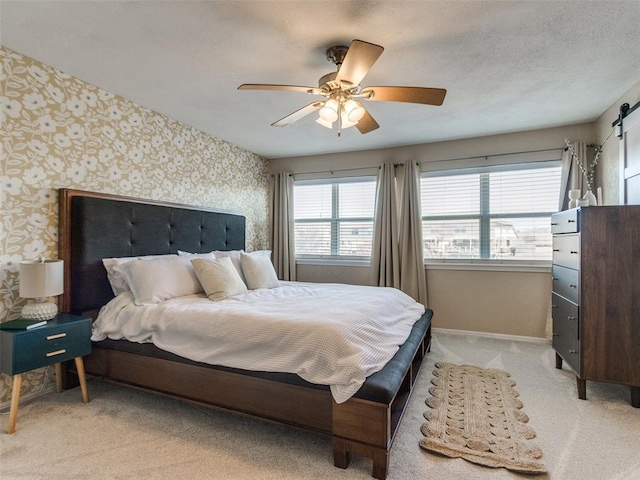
[420,362,546,474]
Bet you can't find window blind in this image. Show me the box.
[293,177,376,259]
[421,162,561,262]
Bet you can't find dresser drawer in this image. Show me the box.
[552,234,580,269]
[551,208,579,234]
[552,264,579,304]
[9,320,91,375]
[551,293,580,374]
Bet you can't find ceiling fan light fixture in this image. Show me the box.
[319,98,339,123]
[316,116,333,129]
[344,99,365,123]
[340,109,358,129]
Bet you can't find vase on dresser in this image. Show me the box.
[583,190,597,206]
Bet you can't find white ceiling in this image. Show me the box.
[1,1,639,159]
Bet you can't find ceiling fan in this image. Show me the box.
[238,39,446,136]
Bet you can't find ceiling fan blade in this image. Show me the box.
[361,86,447,106]
[356,108,379,134]
[272,101,323,127]
[335,39,384,87]
[238,84,325,95]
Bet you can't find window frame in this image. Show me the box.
[293,176,377,263]
[421,160,561,271]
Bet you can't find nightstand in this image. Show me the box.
[0,313,92,433]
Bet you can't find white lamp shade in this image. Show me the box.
[344,99,365,123]
[19,260,64,298]
[316,116,333,129]
[340,110,358,129]
[319,99,339,123]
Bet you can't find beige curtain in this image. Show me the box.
[270,172,296,280]
[559,142,590,210]
[399,162,428,306]
[370,162,400,288]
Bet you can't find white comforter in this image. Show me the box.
[92,281,425,403]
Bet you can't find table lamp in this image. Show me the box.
[19,259,64,320]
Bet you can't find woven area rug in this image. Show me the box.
[420,362,546,474]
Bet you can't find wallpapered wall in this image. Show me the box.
[0,46,269,405]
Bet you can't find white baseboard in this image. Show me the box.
[432,327,551,344]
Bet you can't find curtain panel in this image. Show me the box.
[370,162,400,289]
[559,142,591,210]
[270,172,296,281]
[399,162,428,306]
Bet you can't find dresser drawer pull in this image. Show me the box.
[46,349,66,358]
[568,349,577,354]
[551,223,558,226]
[553,249,560,252]
[552,332,558,336]
[568,316,576,321]
[570,251,579,254]
[569,284,577,288]
[47,333,67,340]
[552,277,558,281]
[551,304,557,308]
[568,220,576,223]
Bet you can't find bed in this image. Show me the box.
[58,188,432,479]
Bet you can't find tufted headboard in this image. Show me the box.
[58,189,245,315]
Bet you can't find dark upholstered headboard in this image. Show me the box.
[58,189,245,315]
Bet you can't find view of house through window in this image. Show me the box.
[421,162,561,262]
[293,177,376,259]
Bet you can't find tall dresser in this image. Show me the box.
[551,206,640,408]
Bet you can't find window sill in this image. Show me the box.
[296,258,371,268]
[425,261,551,273]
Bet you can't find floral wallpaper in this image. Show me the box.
[0,46,269,406]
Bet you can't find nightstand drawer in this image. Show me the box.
[552,264,579,304]
[1,315,92,375]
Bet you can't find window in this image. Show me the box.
[293,177,376,259]
[421,162,561,263]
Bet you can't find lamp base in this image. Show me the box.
[22,300,58,320]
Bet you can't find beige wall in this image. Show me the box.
[0,47,269,405]
[594,82,640,205]
[272,123,596,339]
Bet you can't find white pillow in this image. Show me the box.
[112,255,203,305]
[102,254,175,295]
[177,250,216,259]
[240,252,280,290]
[214,249,271,283]
[191,257,248,302]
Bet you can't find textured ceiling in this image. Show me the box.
[1,1,639,159]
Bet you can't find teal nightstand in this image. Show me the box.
[0,313,92,433]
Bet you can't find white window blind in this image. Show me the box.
[293,177,376,259]
[421,162,561,262]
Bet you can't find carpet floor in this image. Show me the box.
[1,332,639,480]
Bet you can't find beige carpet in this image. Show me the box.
[1,332,640,480]
[420,362,546,474]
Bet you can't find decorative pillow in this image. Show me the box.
[240,252,280,290]
[214,249,271,283]
[191,257,248,302]
[112,255,203,305]
[102,254,175,295]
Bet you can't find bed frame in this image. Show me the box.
[58,188,431,479]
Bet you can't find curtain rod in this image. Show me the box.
[284,165,381,177]
[276,146,563,177]
[422,147,563,165]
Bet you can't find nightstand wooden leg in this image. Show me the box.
[74,357,89,403]
[55,363,63,393]
[7,374,22,434]
[577,377,587,400]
